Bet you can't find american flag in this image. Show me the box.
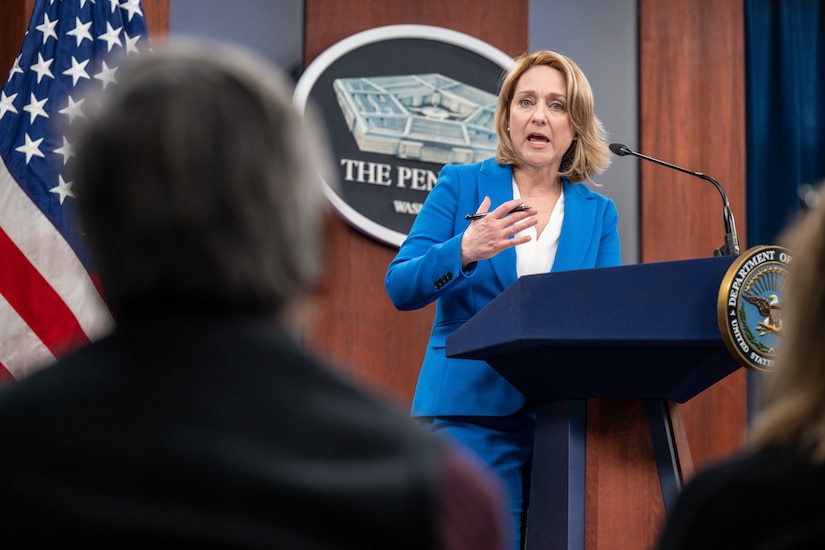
[0,0,152,381]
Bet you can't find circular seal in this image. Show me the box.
[717,245,793,372]
[293,25,514,247]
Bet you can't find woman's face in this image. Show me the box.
[508,65,575,171]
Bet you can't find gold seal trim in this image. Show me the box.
[717,245,792,372]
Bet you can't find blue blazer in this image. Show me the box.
[385,158,621,417]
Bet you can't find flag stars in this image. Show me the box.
[119,0,143,21]
[50,175,75,205]
[66,17,94,47]
[53,136,74,165]
[94,61,117,89]
[35,13,59,45]
[15,133,46,164]
[63,56,91,86]
[0,0,150,360]
[59,94,86,123]
[7,54,23,83]
[0,91,18,120]
[98,22,123,52]
[23,93,49,124]
[124,31,141,54]
[30,53,55,84]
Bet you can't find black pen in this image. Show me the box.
[464,204,531,221]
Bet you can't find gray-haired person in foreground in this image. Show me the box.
[0,40,508,549]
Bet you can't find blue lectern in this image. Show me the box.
[446,255,743,550]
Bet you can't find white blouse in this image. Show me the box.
[513,178,564,277]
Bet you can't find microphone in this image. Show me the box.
[609,143,741,257]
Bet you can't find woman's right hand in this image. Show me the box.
[460,196,538,267]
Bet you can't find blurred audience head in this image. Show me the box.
[751,189,825,461]
[72,39,333,321]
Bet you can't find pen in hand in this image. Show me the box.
[464,204,531,221]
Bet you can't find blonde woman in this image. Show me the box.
[386,50,620,550]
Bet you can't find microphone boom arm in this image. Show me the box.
[612,144,740,257]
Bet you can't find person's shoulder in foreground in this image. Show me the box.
[0,317,509,549]
[658,199,825,550]
[655,446,825,550]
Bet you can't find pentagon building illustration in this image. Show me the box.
[333,74,498,164]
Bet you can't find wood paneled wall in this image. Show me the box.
[639,0,749,469]
[0,0,36,74]
[143,0,170,43]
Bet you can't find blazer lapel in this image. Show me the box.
[477,160,517,291]
[552,180,597,272]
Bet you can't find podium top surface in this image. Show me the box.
[447,256,742,403]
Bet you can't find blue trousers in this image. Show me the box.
[421,410,535,550]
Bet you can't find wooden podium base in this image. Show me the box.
[525,398,693,550]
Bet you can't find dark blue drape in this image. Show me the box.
[746,0,825,246]
[745,0,825,419]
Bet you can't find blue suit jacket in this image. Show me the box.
[385,158,621,417]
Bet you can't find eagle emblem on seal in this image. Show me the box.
[743,293,782,335]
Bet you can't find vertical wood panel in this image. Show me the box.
[143,0,169,42]
[0,0,36,75]
[585,399,664,550]
[304,0,528,63]
[640,0,749,474]
[302,0,528,407]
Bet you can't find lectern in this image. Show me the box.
[446,256,742,550]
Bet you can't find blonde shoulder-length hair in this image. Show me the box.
[495,50,611,184]
[750,200,825,462]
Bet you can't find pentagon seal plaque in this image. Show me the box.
[293,25,513,247]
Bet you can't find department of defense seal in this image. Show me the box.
[717,245,793,372]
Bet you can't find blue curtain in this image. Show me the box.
[745,0,825,419]
[746,0,825,247]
